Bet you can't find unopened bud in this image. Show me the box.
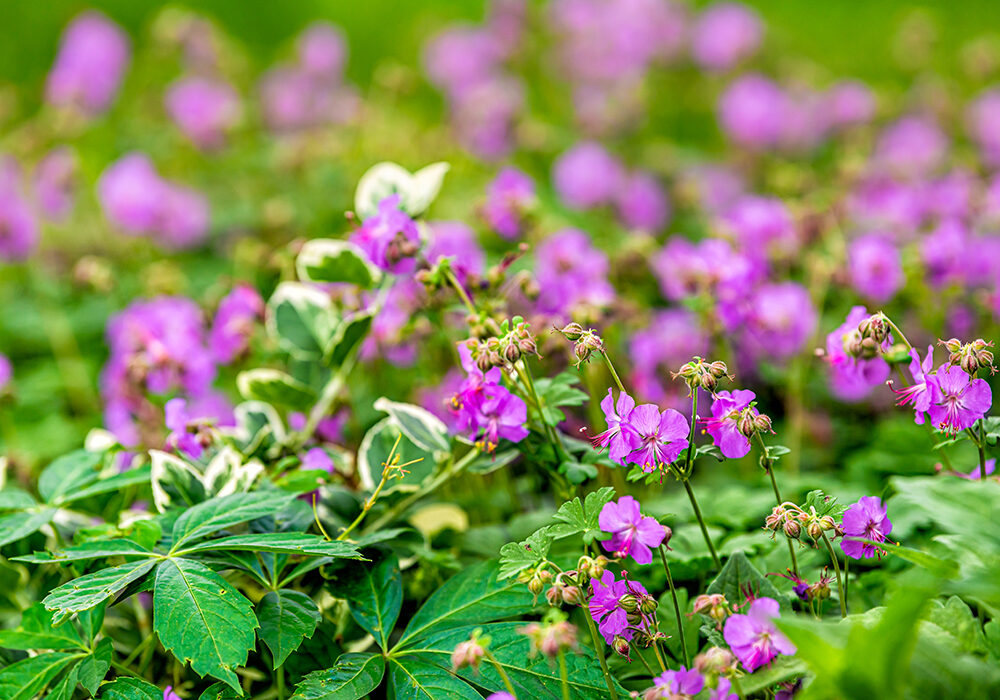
[701,373,718,391]
[943,337,963,354]
[639,595,658,615]
[504,342,520,364]
[765,506,787,531]
[737,411,756,437]
[545,584,564,607]
[518,337,537,356]
[528,576,545,596]
[694,646,737,675]
[562,585,583,606]
[618,594,639,613]
[559,323,585,341]
[820,515,837,531]
[806,520,824,540]
[611,635,631,659]
[754,413,773,433]
[783,519,801,539]
[590,555,609,578]
[708,361,729,378]
[451,636,485,671]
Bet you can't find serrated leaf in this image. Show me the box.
[39,450,102,503]
[228,401,286,456]
[396,560,536,648]
[498,527,553,580]
[548,486,614,544]
[198,682,243,700]
[326,310,373,368]
[154,558,258,691]
[267,282,339,359]
[77,636,113,695]
[13,538,155,564]
[373,397,450,453]
[297,239,382,288]
[0,651,81,700]
[177,533,361,558]
[257,589,322,669]
[0,602,87,651]
[292,652,385,700]
[43,559,157,619]
[61,465,153,504]
[0,507,57,547]
[172,491,296,547]
[334,549,402,650]
[706,551,783,608]
[237,369,317,410]
[387,656,481,700]
[46,665,80,700]
[802,490,847,519]
[96,677,163,699]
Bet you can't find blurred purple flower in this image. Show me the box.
[824,305,890,401]
[677,163,745,214]
[737,282,817,361]
[722,195,796,254]
[302,447,334,473]
[158,183,211,249]
[691,2,762,71]
[840,495,892,560]
[652,237,762,303]
[350,195,421,273]
[33,147,77,221]
[723,597,794,672]
[824,80,875,128]
[209,284,264,364]
[847,234,903,303]
[482,167,535,239]
[425,221,485,284]
[552,142,624,210]
[615,170,670,233]
[629,310,708,404]
[298,22,348,78]
[966,87,1000,166]
[921,219,968,288]
[0,159,39,261]
[718,74,788,148]
[164,397,204,460]
[534,229,615,316]
[598,495,666,565]
[649,666,705,698]
[45,11,130,115]
[165,76,242,150]
[97,153,164,235]
[874,116,948,178]
[955,458,996,480]
[0,353,11,391]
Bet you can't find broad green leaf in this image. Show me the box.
[154,558,258,691]
[78,636,113,695]
[78,601,107,645]
[228,401,286,456]
[0,602,87,651]
[396,560,536,649]
[150,450,206,513]
[171,491,296,547]
[878,541,958,578]
[387,656,481,700]
[333,549,402,650]
[296,239,382,288]
[177,533,361,558]
[13,538,154,564]
[0,507,57,547]
[46,665,80,700]
[0,487,36,510]
[39,450,102,503]
[738,655,809,695]
[706,551,783,608]
[498,527,553,580]
[373,397,450,453]
[198,682,243,699]
[267,282,339,359]
[326,310,373,367]
[61,465,153,504]
[237,369,317,411]
[927,596,986,654]
[0,651,81,700]
[97,677,163,699]
[43,559,157,620]
[533,373,589,424]
[257,589,321,669]
[547,486,615,544]
[292,652,385,700]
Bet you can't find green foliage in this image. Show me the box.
[257,589,322,669]
[706,551,784,608]
[296,239,383,289]
[334,548,402,650]
[533,372,590,424]
[292,653,385,700]
[237,369,318,411]
[548,486,615,544]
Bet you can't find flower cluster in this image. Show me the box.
[350,195,421,273]
[702,389,772,459]
[448,344,528,452]
[590,389,689,473]
[588,569,659,654]
[45,11,130,116]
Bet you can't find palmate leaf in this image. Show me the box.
[176,532,362,559]
[13,538,155,564]
[153,558,258,691]
[547,486,615,544]
[498,527,553,580]
[43,559,157,621]
[60,465,152,505]
[38,449,103,503]
[0,507,57,547]
[333,549,402,650]
[78,636,113,695]
[171,491,296,547]
[395,560,536,649]
[0,651,82,700]
[199,682,244,699]
[706,551,784,608]
[387,656,482,700]
[97,677,163,699]
[257,589,321,669]
[292,653,385,700]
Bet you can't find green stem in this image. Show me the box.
[635,647,657,677]
[683,390,699,479]
[650,638,667,672]
[977,418,987,481]
[658,544,689,667]
[755,434,799,578]
[444,267,478,318]
[601,351,626,393]
[483,648,517,696]
[820,532,847,618]
[557,649,571,700]
[276,665,286,700]
[882,314,912,351]
[582,603,620,700]
[682,479,720,569]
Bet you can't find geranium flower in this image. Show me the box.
[840,496,892,560]
[722,597,795,672]
[590,389,638,465]
[891,345,936,424]
[598,496,667,565]
[645,665,704,699]
[588,570,650,644]
[702,389,757,458]
[927,365,992,433]
[625,404,689,472]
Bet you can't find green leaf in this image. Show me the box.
[764,445,791,461]
[706,551,783,608]
[153,558,258,691]
[656,588,699,665]
[172,491,296,547]
[373,397,450,453]
[292,652,385,700]
[738,655,809,695]
[46,665,80,700]
[296,239,382,289]
[257,589,322,669]
[43,559,157,620]
[465,449,520,475]
[13,538,155,564]
[150,450,206,513]
[356,419,437,495]
[533,373,589,424]
[198,682,244,700]
[237,369,317,411]
[0,487,36,510]
[879,541,958,578]
[77,637,113,695]
[78,601,107,645]
[200,447,264,500]
[547,486,614,544]
[560,460,597,485]
[498,527,553,580]
[229,401,286,456]
[334,549,402,650]
[267,282,339,359]
[97,677,163,699]
[0,651,81,700]
[0,602,87,651]
[802,489,847,519]
[0,507,57,547]
[387,656,481,700]
[326,310,373,367]
[396,560,536,649]
[177,533,361,558]
[927,596,986,654]
[61,465,153,504]
[39,449,102,503]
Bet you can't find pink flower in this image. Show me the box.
[209,285,264,364]
[691,2,762,71]
[45,11,130,115]
[847,234,903,303]
[588,570,651,643]
[927,365,992,433]
[590,389,638,465]
[625,404,689,472]
[722,597,795,672]
[482,167,535,239]
[702,389,756,459]
[646,666,704,699]
[615,171,670,233]
[598,495,667,565]
[552,141,624,210]
[350,195,421,273]
[840,496,892,560]
[164,687,182,700]
[165,76,242,150]
[891,345,935,424]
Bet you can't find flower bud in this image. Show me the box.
[545,583,565,607]
[618,594,639,613]
[558,322,585,341]
[611,635,631,659]
[806,520,824,541]
[737,410,756,437]
[528,576,545,596]
[701,373,718,391]
[943,337,963,354]
[783,519,801,539]
[518,336,537,356]
[810,579,831,601]
[661,525,672,550]
[503,342,520,364]
[451,636,486,671]
[820,515,837,531]
[590,555,609,578]
[574,340,594,365]
[694,646,737,675]
[765,505,787,531]
[562,585,583,606]
[754,413,773,433]
[639,595,658,616]
[708,361,730,378]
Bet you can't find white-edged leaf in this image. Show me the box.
[238,369,317,410]
[200,446,264,498]
[266,282,339,359]
[405,162,450,216]
[326,310,373,368]
[373,397,450,453]
[297,239,382,288]
[150,450,205,514]
[354,162,413,220]
[227,401,286,454]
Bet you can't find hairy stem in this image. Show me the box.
[820,531,847,618]
[483,648,517,697]
[601,351,626,394]
[682,479,720,569]
[658,544,689,667]
[755,433,799,577]
[582,602,619,700]
[557,649,571,700]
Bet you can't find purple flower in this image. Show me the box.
[676,163,745,214]
[477,392,529,448]
[874,116,948,178]
[718,74,788,148]
[648,666,704,699]
[722,597,795,672]
[955,459,996,480]
[629,310,708,405]
[534,229,615,317]
[209,284,264,364]
[425,221,485,284]
[590,389,638,465]
[164,687,182,700]
[702,389,756,459]
[552,142,624,210]
[691,2,762,71]
[165,76,242,150]
[598,495,666,565]
[823,306,890,401]
[448,345,528,451]
[891,346,935,424]
[823,80,875,128]
[710,677,739,700]
[45,11,130,115]
[450,75,524,160]
[482,167,535,239]
[165,398,204,460]
[158,183,211,249]
[486,693,516,700]
[359,279,421,367]
[0,353,11,391]
[350,195,421,273]
[652,237,762,303]
[33,147,77,221]
[615,171,670,233]
[840,496,892,560]
[302,447,334,472]
[722,282,816,363]
[588,569,650,643]
[966,87,1000,166]
[0,159,39,262]
[625,404,689,472]
[927,365,992,433]
[723,195,796,255]
[297,22,347,78]
[97,154,165,235]
[847,234,903,303]
[921,219,968,288]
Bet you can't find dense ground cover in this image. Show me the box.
[1,2,1000,699]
